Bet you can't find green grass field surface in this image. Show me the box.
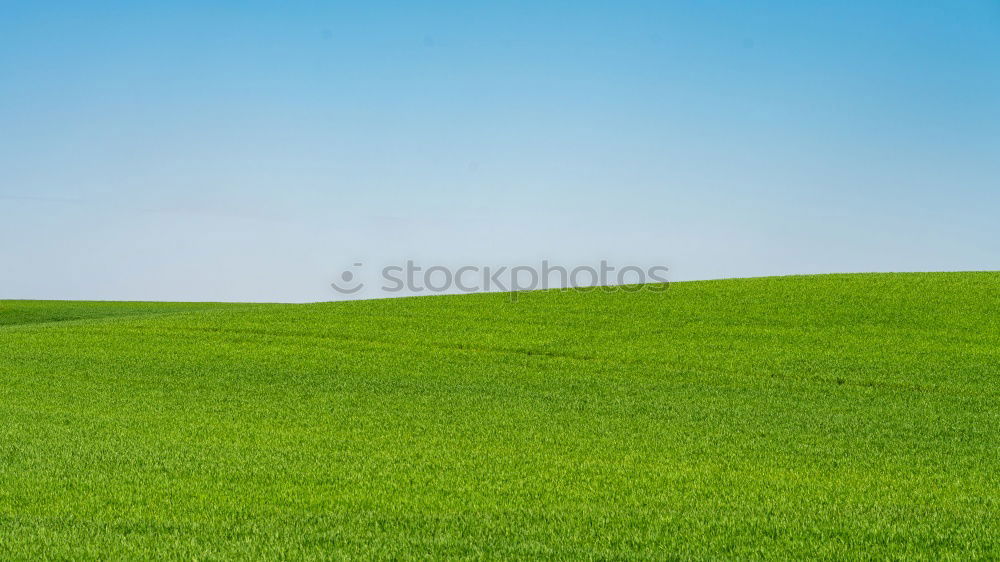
[2,272,998,558]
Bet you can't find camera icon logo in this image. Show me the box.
[330,263,364,294]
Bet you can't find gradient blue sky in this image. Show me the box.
[2,1,998,301]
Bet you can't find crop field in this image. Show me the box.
[1,272,998,558]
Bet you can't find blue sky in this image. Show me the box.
[2,1,998,301]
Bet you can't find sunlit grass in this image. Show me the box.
[1,272,998,558]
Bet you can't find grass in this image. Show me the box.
[1,272,998,559]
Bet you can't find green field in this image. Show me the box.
[1,272,998,559]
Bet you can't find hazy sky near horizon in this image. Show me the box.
[2,1,998,302]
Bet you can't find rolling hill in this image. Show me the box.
[1,272,998,558]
